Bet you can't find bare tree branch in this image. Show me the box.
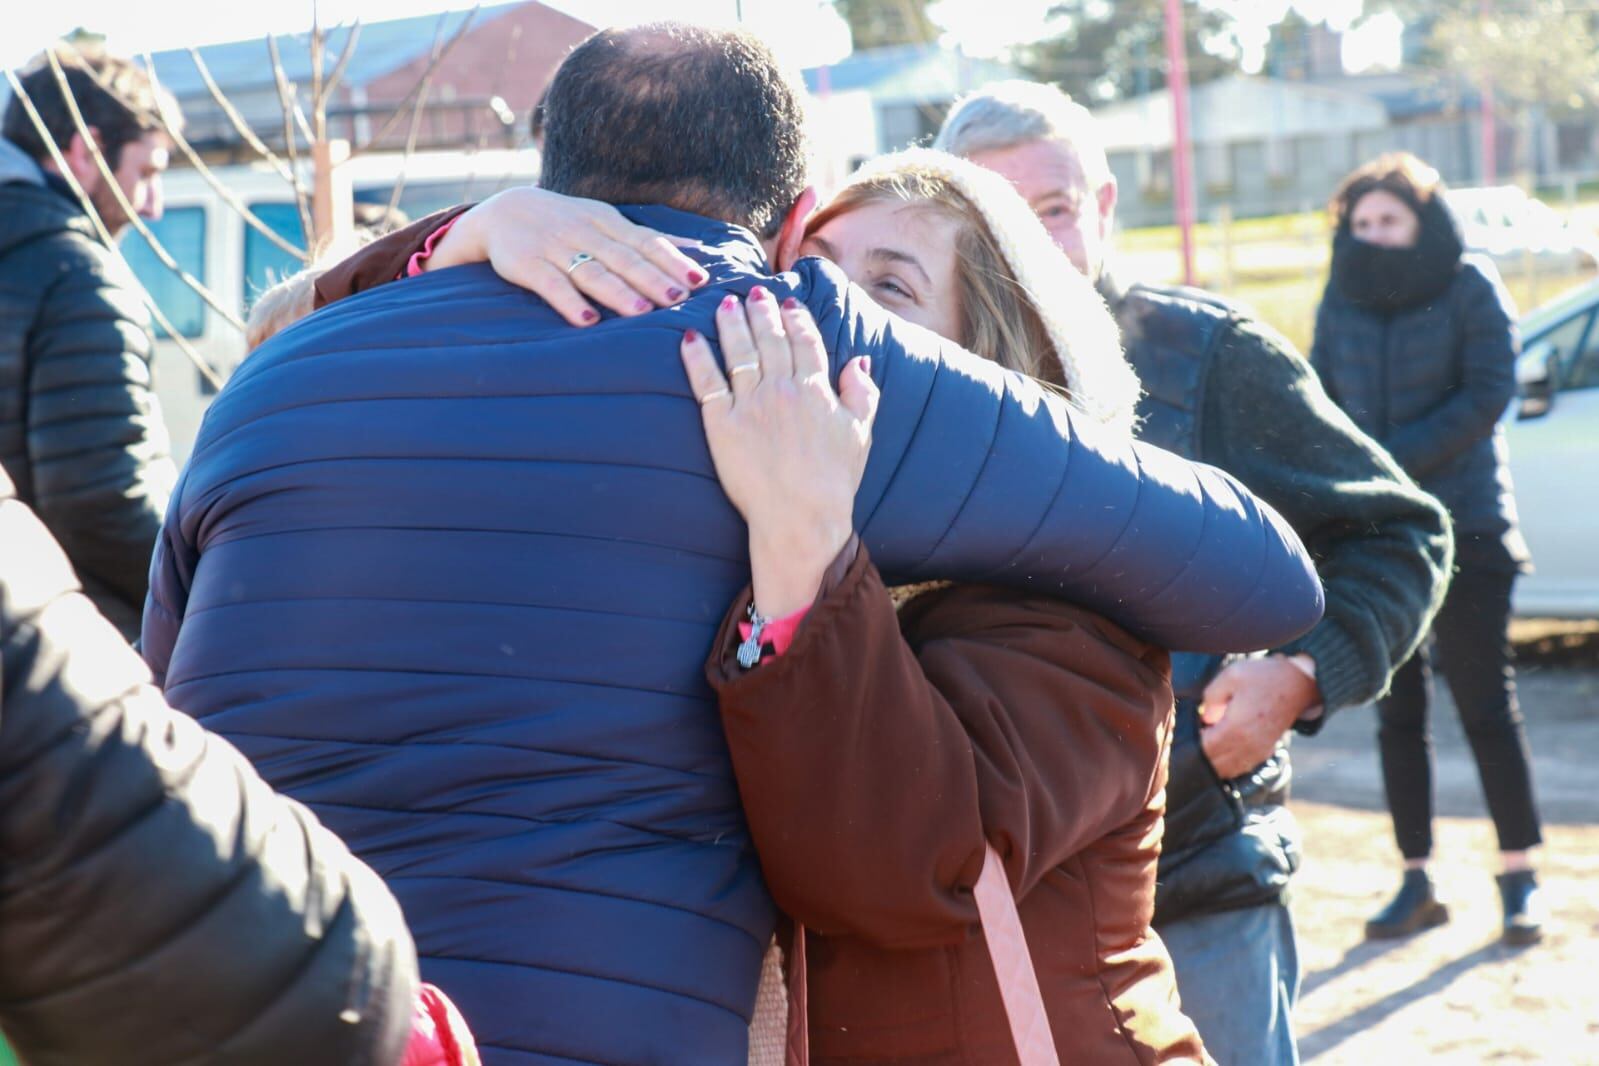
[141,54,308,262]
[5,64,226,389]
[463,22,523,204]
[383,14,456,219]
[41,49,248,337]
[267,33,316,148]
[311,11,325,146]
[187,46,294,183]
[352,5,480,156]
[267,34,317,250]
[322,20,363,103]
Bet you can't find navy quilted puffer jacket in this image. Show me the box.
[143,207,1321,1065]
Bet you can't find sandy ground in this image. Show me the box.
[1286,623,1599,1065]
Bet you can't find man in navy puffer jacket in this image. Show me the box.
[143,24,1321,1065]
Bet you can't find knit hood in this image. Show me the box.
[842,147,1142,436]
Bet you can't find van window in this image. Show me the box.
[243,202,308,314]
[122,206,206,338]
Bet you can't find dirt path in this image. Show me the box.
[1287,633,1599,1065]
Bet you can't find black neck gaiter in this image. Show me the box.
[1331,198,1465,314]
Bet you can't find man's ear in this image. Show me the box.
[1096,176,1118,241]
[772,185,819,272]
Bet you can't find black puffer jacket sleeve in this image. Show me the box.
[22,229,176,626]
[0,471,417,1066]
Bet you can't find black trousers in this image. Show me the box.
[1376,566,1543,860]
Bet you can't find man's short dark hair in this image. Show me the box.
[3,48,170,169]
[540,24,808,238]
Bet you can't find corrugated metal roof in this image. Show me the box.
[144,3,521,98]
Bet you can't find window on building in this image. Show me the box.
[122,206,206,338]
[1266,137,1295,181]
[1141,149,1172,197]
[1201,141,1231,190]
[242,202,309,316]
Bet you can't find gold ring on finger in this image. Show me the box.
[728,362,761,378]
[566,251,597,275]
[697,386,732,406]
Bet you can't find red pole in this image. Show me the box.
[1164,0,1196,285]
[1479,0,1497,185]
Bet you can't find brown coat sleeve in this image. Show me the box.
[707,546,1174,951]
[312,203,475,309]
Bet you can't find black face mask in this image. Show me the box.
[1331,198,1465,313]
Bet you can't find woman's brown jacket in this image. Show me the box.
[707,546,1210,1065]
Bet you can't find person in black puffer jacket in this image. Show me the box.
[1311,152,1545,947]
[0,463,420,1066]
[0,49,179,640]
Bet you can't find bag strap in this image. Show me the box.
[783,845,1056,1066]
[973,844,1060,1066]
[786,924,809,1066]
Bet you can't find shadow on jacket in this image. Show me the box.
[0,466,417,1066]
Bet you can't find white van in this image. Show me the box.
[123,148,539,462]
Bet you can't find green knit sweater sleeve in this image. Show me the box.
[1201,317,1453,724]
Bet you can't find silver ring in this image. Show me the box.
[697,386,732,406]
[565,251,597,275]
[728,362,760,378]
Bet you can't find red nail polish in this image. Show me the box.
[689,269,708,285]
[634,298,652,314]
[667,287,686,301]
[684,328,700,343]
[781,296,799,311]
[580,309,598,324]
[749,286,767,302]
[861,356,872,375]
[720,294,737,311]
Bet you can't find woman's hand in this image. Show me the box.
[423,187,708,326]
[680,287,879,618]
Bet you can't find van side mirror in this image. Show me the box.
[1518,346,1558,420]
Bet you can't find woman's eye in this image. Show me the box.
[875,278,912,300]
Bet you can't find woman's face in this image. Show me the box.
[1349,188,1421,248]
[800,200,965,343]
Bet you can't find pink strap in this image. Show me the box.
[782,849,1055,1066]
[973,844,1060,1066]
[787,925,809,1066]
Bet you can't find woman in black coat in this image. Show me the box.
[1310,152,1543,946]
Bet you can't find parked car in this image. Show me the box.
[121,148,539,462]
[1444,186,1599,273]
[1504,276,1599,618]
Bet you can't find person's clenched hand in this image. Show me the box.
[1198,656,1320,779]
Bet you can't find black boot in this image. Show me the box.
[1497,870,1544,946]
[1365,868,1450,940]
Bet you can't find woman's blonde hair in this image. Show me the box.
[808,149,1139,434]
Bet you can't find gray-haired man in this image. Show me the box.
[935,82,1452,1065]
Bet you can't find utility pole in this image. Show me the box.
[1164,0,1197,285]
[1479,0,1497,185]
